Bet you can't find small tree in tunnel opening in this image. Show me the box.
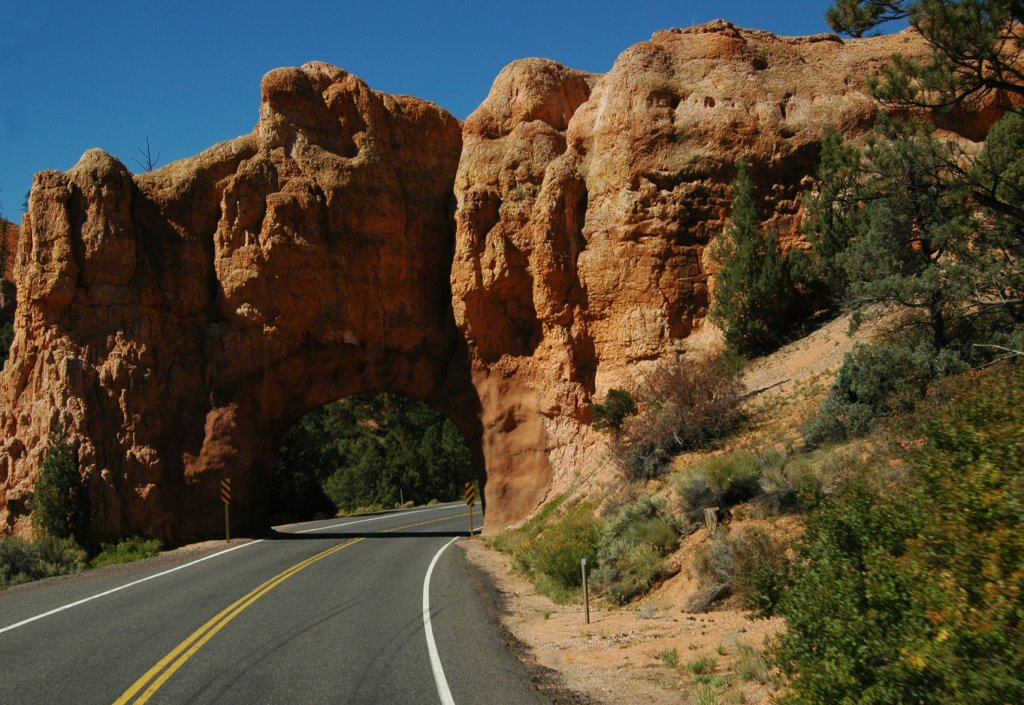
[270,393,476,522]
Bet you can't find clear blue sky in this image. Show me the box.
[1,1,880,221]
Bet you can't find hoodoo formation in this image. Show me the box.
[0,22,987,542]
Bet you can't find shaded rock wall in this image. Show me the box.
[1,219,17,320]
[0,23,992,540]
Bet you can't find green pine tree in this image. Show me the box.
[31,429,89,544]
[710,159,794,357]
[829,1,1024,114]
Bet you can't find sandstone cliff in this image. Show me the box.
[0,23,989,541]
[452,22,951,514]
[1,63,468,540]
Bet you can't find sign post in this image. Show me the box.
[582,558,590,624]
[464,482,476,535]
[221,478,232,542]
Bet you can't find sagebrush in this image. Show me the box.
[613,356,743,478]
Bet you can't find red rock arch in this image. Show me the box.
[0,63,488,542]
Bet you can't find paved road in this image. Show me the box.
[0,503,551,705]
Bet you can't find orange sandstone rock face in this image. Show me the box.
[451,23,950,511]
[0,23,983,541]
[0,62,469,541]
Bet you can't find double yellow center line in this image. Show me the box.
[113,512,464,704]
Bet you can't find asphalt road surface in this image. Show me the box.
[0,503,552,705]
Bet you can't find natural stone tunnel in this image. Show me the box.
[2,22,990,543]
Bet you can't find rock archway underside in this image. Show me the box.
[0,22,996,542]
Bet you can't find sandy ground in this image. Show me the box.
[460,539,783,705]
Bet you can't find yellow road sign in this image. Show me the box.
[221,478,231,506]
[464,482,476,507]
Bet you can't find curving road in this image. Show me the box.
[0,503,550,705]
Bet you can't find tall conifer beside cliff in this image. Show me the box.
[31,429,89,545]
[710,160,793,357]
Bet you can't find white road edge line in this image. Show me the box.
[0,540,262,635]
[423,536,460,705]
[0,503,461,635]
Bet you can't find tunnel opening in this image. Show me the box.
[268,392,478,525]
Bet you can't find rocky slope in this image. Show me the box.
[0,22,991,542]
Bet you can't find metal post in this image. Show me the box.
[225,504,230,542]
[468,503,475,536]
[582,558,590,624]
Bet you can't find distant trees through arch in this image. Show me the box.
[269,393,475,524]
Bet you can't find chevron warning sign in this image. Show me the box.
[465,481,478,535]
[221,478,232,506]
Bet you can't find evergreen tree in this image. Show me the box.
[710,159,794,357]
[827,0,908,36]
[804,115,1022,356]
[278,393,475,516]
[31,429,89,544]
[829,1,1024,114]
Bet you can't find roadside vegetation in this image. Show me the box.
[1,428,162,589]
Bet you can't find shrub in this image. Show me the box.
[594,541,665,605]
[89,536,162,569]
[0,535,86,588]
[591,389,637,433]
[31,429,89,545]
[755,447,838,513]
[341,503,387,516]
[594,496,685,604]
[674,451,762,515]
[803,340,964,447]
[691,526,790,615]
[776,364,1024,704]
[516,503,602,603]
[773,478,925,704]
[615,356,743,478]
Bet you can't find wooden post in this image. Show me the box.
[582,558,590,624]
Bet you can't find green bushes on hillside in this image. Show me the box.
[487,498,603,604]
[0,535,86,589]
[775,365,1024,704]
[691,526,790,616]
[593,497,685,604]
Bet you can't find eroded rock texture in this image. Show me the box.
[452,22,966,511]
[1,62,469,541]
[0,23,993,541]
